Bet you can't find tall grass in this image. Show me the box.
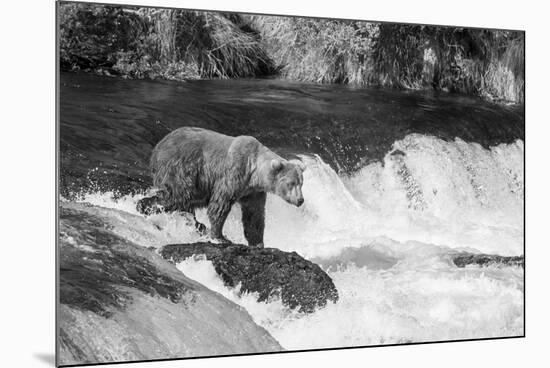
[485,36,524,102]
[175,12,273,78]
[369,24,426,89]
[249,16,378,84]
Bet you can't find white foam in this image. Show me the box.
[347,136,523,253]
[175,255,523,349]
[73,191,147,215]
[66,192,209,248]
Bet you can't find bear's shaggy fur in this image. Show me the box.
[140,127,305,247]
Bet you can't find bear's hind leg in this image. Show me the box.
[137,186,183,215]
[169,202,207,236]
[136,195,164,215]
[137,191,176,215]
[239,192,266,248]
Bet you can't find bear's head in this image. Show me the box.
[270,159,305,207]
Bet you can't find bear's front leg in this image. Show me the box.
[193,216,207,235]
[239,192,266,248]
[206,198,233,243]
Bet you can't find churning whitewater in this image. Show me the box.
[69,133,524,349]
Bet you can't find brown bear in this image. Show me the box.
[137,127,305,247]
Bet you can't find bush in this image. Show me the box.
[59,3,144,71]
[59,4,273,80]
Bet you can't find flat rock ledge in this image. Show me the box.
[58,205,282,366]
[160,243,339,313]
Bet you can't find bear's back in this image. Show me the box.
[151,127,232,164]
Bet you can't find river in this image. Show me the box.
[59,71,524,349]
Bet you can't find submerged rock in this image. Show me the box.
[451,252,524,268]
[58,205,282,366]
[160,243,339,313]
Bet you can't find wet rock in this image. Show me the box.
[451,252,524,268]
[58,205,282,366]
[160,243,339,313]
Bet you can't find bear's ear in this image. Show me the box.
[271,159,283,172]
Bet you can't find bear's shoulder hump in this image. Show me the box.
[234,135,261,146]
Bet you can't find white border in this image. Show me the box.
[3,0,547,367]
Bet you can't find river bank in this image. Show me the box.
[58,2,524,104]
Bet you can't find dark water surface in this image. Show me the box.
[60,72,524,197]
